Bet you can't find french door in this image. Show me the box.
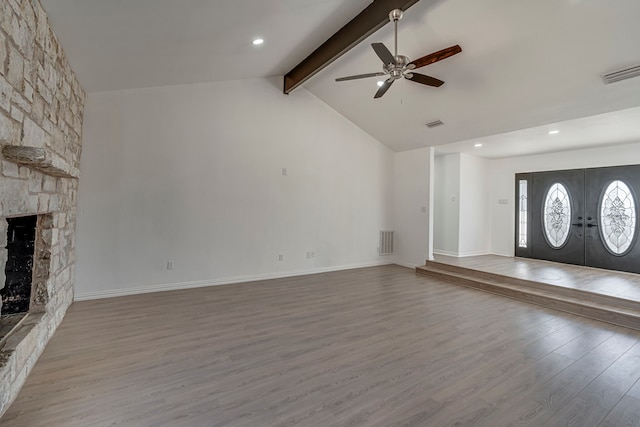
[515,165,640,274]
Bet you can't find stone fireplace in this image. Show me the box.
[0,0,86,417]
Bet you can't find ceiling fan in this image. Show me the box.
[335,9,462,99]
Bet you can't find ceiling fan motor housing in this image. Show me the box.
[384,55,410,79]
[395,55,409,67]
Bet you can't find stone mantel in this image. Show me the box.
[1,146,79,179]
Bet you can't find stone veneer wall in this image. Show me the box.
[0,0,85,417]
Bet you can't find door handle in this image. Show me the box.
[571,223,583,227]
[587,223,598,228]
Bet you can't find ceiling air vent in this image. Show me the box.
[602,65,640,84]
[426,120,444,128]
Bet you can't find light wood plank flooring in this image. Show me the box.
[418,256,640,330]
[433,254,640,302]
[2,265,640,426]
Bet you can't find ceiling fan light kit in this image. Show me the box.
[335,8,461,99]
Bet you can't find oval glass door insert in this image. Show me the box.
[543,183,571,248]
[600,180,636,255]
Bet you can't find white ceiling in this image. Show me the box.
[435,106,640,159]
[40,0,375,91]
[42,0,640,157]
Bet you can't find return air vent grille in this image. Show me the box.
[426,120,444,128]
[379,230,394,255]
[602,65,640,84]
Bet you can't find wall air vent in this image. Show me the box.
[379,230,394,255]
[602,65,640,84]
[426,120,444,128]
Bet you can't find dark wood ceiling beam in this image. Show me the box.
[283,0,421,94]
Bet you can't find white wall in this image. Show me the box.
[433,153,490,257]
[459,153,491,256]
[394,148,433,267]
[489,141,640,256]
[75,78,395,299]
[433,153,461,255]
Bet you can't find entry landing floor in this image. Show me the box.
[433,254,640,303]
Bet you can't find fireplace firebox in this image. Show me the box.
[1,216,38,315]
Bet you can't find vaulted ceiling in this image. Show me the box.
[42,0,640,157]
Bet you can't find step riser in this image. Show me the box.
[423,261,581,297]
[416,268,640,331]
[423,261,640,311]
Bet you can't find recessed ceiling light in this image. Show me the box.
[548,130,560,135]
[474,143,483,148]
[252,38,264,46]
[377,81,384,87]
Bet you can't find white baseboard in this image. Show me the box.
[457,251,492,257]
[432,250,459,257]
[491,251,513,257]
[432,250,493,258]
[73,260,394,301]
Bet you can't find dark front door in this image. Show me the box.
[529,169,585,266]
[584,165,640,273]
[516,164,640,274]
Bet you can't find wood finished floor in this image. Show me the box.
[2,265,640,427]
[434,254,640,302]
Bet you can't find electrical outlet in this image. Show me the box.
[166,261,174,270]
[278,254,284,261]
[282,168,287,176]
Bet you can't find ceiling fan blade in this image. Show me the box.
[371,43,396,65]
[407,73,444,87]
[374,78,394,99]
[335,72,387,82]
[408,45,462,69]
